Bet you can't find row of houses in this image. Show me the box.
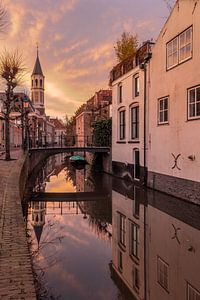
[75,89,112,147]
[110,0,200,203]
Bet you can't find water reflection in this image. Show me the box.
[26,154,200,300]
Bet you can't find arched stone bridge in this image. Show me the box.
[28,146,111,174]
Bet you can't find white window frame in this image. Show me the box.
[130,222,139,259]
[118,83,122,103]
[167,26,192,70]
[118,108,126,140]
[167,37,178,69]
[188,85,200,120]
[133,74,139,98]
[158,97,169,125]
[132,266,140,293]
[179,27,192,63]
[157,256,169,292]
[118,250,123,272]
[187,283,200,300]
[118,213,126,247]
[130,105,139,140]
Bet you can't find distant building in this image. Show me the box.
[49,117,66,146]
[76,111,93,147]
[31,48,45,116]
[75,89,112,147]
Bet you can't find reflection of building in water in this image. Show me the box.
[147,192,200,300]
[31,201,46,245]
[75,166,94,192]
[111,181,200,300]
[111,178,147,300]
[33,154,65,192]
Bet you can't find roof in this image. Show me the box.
[50,118,66,130]
[32,51,44,76]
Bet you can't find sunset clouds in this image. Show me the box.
[0,0,174,118]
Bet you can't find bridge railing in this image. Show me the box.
[28,134,111,149]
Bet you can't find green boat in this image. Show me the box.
[69,155,86,163]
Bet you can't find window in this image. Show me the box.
[118,83,122,103]
[187,283,200,300]
[119,110,125,140]
[188,86,200,119]
[130,222,139,259]
[40,79,43,87]
[167,26,192,70]
[118,250,123,272]
[133,75,139,97]
[34,92,39,103]
[35,79,38,87]
[133,149,140,180]
[131,106,139,139]
[158,97,169,124]
[132,267,140,292]
[40,91,43,103]
[133,186,140,217]
[157,257,169,291]
[167,37,178,69]
[118,213,126,246]
[179,27,192,63]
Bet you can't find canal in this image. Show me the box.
[25,154,200,300]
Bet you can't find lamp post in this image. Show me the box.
[22,95,30,151]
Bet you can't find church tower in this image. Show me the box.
[31,47,45,115]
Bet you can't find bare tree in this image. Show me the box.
[0,49,26,160]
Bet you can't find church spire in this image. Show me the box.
[32,45,44,76]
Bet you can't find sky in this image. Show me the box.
[0,0,175,119]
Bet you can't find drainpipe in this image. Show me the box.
[143,63,147,186]
[140,52,152,186]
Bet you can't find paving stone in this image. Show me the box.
[0,151,36,299]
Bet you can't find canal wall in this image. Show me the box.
[0,152,36,299]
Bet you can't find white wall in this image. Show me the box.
[148,0,200,182]
[112,66,146,167]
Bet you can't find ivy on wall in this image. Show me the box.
[92,118,112,147]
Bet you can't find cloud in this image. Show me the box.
[0,0,172,118]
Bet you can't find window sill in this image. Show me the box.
[128,140,140,144]
[157,122,169,126]
[166,56,192,72]
[116,141,126,144]
[187,116,200,121]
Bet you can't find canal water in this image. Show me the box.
[25,154,200,300]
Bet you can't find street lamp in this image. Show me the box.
[22,95,30,150]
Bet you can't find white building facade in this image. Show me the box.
[148,0,200,202]
[110,42,153,184]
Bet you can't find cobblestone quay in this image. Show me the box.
[0,152,36,299]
